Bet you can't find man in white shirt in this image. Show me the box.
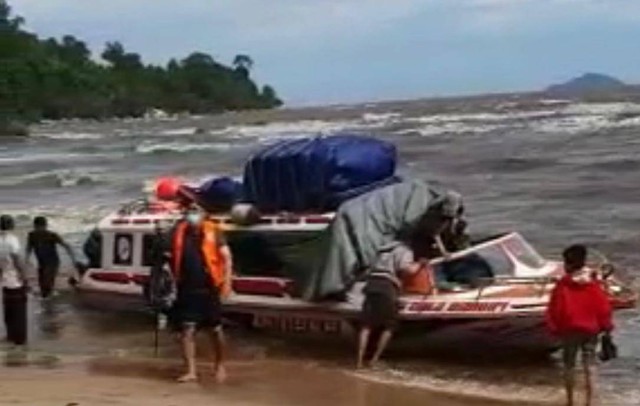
[0,215,28,346]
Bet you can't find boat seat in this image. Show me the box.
[232,276,294,298]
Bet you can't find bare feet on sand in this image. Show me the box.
[176,373,197,383]
[214,366,227,384]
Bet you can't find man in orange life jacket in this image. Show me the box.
[169,206,233,383]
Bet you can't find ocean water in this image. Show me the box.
[1,94,639,404]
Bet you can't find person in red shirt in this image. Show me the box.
[546,244,613,406]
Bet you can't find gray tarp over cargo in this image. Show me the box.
[273,180,462,300]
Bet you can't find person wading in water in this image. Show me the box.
[26,216,78,298]
[0,215,29,347]
[169,206,233,383]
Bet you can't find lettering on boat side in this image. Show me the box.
[253,314,343,334]
[406,301,510,313]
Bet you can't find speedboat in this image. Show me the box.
[76,197,637,352]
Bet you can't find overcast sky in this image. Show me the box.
[9,0,640,106]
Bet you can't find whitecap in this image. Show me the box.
[4,204,112,237]
[531,104,640,134]
[34,132,104,140]
[394,122,505,137]
[538,99,571,106]
[0,152,85,165]
[158,127,199,136]
[361,112,403,123]
[407,109,558,125]
[562,102,640,116]
[532,115,610,134]
[0,151,119,166]
[0,168,105,188]
[135,141,235,155]
[217,119,385,143]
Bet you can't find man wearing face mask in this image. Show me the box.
[169,205,233,383]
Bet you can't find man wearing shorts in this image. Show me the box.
[169,207,233,383]
[546,245,613,406]
[357,241,425,369]
[26,216,78,298]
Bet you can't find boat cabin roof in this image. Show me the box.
[98,199,335,233]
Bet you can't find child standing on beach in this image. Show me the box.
[546,244,613,406]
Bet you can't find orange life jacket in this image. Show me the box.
[401,264,436,295]
[171,219,230,296]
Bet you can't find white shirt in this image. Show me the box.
[0,232,23,289]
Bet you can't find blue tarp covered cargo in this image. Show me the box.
[243,134,398,212]
[196,176,243,212]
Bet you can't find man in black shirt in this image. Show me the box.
[26,216,78,298]
[169,207,233,383]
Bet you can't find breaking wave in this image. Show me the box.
[4,204,111,241]
[217,120,368,139]
[0,169,105,188]
[407,109,559,124]
[0,151,120,166]
[530,105,640,134]
[34,132,104,140]
[361,112,403,123]
[394,122,505,137]
[0,152,84,165]
[392,101,640,136]
[134,141,235,155]
[158,127,201,136]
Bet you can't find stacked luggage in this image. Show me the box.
[193,133,399,213]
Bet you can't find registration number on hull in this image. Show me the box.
[253,313,345,335]
[405,301,510,313]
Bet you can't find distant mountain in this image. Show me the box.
[546,73,628,94]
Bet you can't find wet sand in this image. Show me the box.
[0,353,562,406]
[0,282,572,406]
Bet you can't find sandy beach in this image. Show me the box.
[0,352,565,406]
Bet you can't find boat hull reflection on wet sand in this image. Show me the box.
[76,205,638,354]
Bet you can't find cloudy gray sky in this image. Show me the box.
[10,0,640,105]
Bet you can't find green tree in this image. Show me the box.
[232,54,253,79]
[59,35,91,64]
[0,0,282,125]
[233,54,253,70]
[0,0,24,32]
[261,85,283,107]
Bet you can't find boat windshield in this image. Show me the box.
[433,243,514,289]
[502,234,546,269]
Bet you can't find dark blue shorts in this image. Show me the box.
[170,289,221,330]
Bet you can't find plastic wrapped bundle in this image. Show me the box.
[196,176,243,212]
[243,134,398,212]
